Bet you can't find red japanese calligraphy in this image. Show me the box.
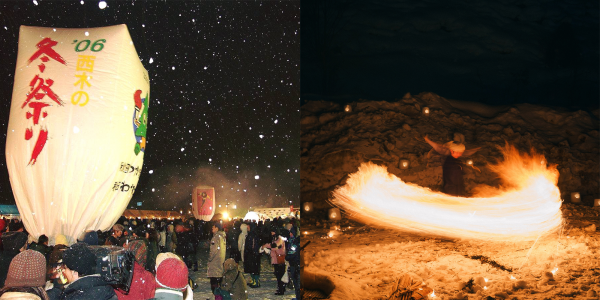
[28,128,48,165]
[27,37,66,66]
[22,75,64,108]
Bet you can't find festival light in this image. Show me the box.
[466,159,473,166]
[344,104,352,112]
[595,199,600,207]
[329,208,341,221]
[332,144,563,241]
[304,202,313,212]
[400,159,409,169]
[422,107,430,116]
[571,192,581,203]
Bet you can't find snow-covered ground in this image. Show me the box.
[303,203,600,299]
[300,93,599,299]
[301,92,599,205]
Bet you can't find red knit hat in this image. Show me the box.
[156,258,188,291]
[4,250,46,287]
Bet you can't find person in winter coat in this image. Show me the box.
[175,225,194,269]
[115,239,156,300]
[0,232,28,288]
[243,222,261,288]
[157,224,166,253]
[0,220,6,251]
[283,219,301,300]
[146,228,160,272]
[0,250,50,300]
[165,225,176,253]
[47,235,69,292]
[207,222,226,294]
[153,255,190,300]
[220,258,247,300]
[262,228,287,295]
[424,134,480,197]
[237,223,248,264]
[106,224,124,246]
[28,235,51,262]
[51,243,117,300]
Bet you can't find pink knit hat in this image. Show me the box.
[4,250,46,287]
[156,258,188,291]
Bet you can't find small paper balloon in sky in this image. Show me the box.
[6,25,149,244]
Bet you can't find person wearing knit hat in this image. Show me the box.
[0,232,29,288]
[0,250,50,300]
[53,243,116,300]
[424,133,481,196]
[106,224,124,246]
[115,239,156,300]
[207,222,226,294]
[154,257,189,300]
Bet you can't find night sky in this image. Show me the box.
[0,0,300,216]
[301,0,599,111]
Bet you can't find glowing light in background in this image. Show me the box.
[332,144,563,241]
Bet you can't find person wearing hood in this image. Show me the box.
[0,250,50,300]
[115,239,156,300]
[0,232,28,288]
[207,222,226,294]
[424,134,480,197]
[220,258,247,300]
[50,243,116,300]
[243,222,261,288]
[237,223,248,264]
[262,228,287,295]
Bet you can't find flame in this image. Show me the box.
[551,267,558,275]
[331,144,563,241]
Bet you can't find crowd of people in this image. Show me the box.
[0,215,301,300]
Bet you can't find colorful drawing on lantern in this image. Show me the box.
[24,37,67,165]
[133,89,149,155]
[198,191,214,215]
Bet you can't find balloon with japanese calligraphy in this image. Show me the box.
[5,25,149,245]
[192,186,215,221]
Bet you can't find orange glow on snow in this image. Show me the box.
[332,144,563,241]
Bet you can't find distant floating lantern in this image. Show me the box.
[571,192,581,203]
[594,199,600,207]
[466,159,473,166]
[328,208,341,221]
[304,202,313,212]
[422,107,430,116]
[400,159,409,169]
[344,104,352,112]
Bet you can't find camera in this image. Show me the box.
[88,245,135,293]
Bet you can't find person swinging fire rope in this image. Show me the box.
[424,133,480,197]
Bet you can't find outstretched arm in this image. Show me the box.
[424,135,449,156]
[463,147,481,157]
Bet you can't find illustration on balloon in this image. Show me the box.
[6,24,150,245]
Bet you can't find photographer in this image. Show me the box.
[115,239,156,300]
[49,243,116,300]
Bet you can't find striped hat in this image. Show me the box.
[124,238,147,266]
[5,250,46,287]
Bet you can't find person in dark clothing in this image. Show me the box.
[29,234,52,262]
[243,222,262,288]
[175,224,194,270]
[49,243,117,300]
[0,231,28,288]
[424,134,480,197]
[283,220,301,300]
[105,224,125,246]
[228,220,242,262]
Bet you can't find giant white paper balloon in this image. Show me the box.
[192,186,215,221]
[5,25,149,244]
